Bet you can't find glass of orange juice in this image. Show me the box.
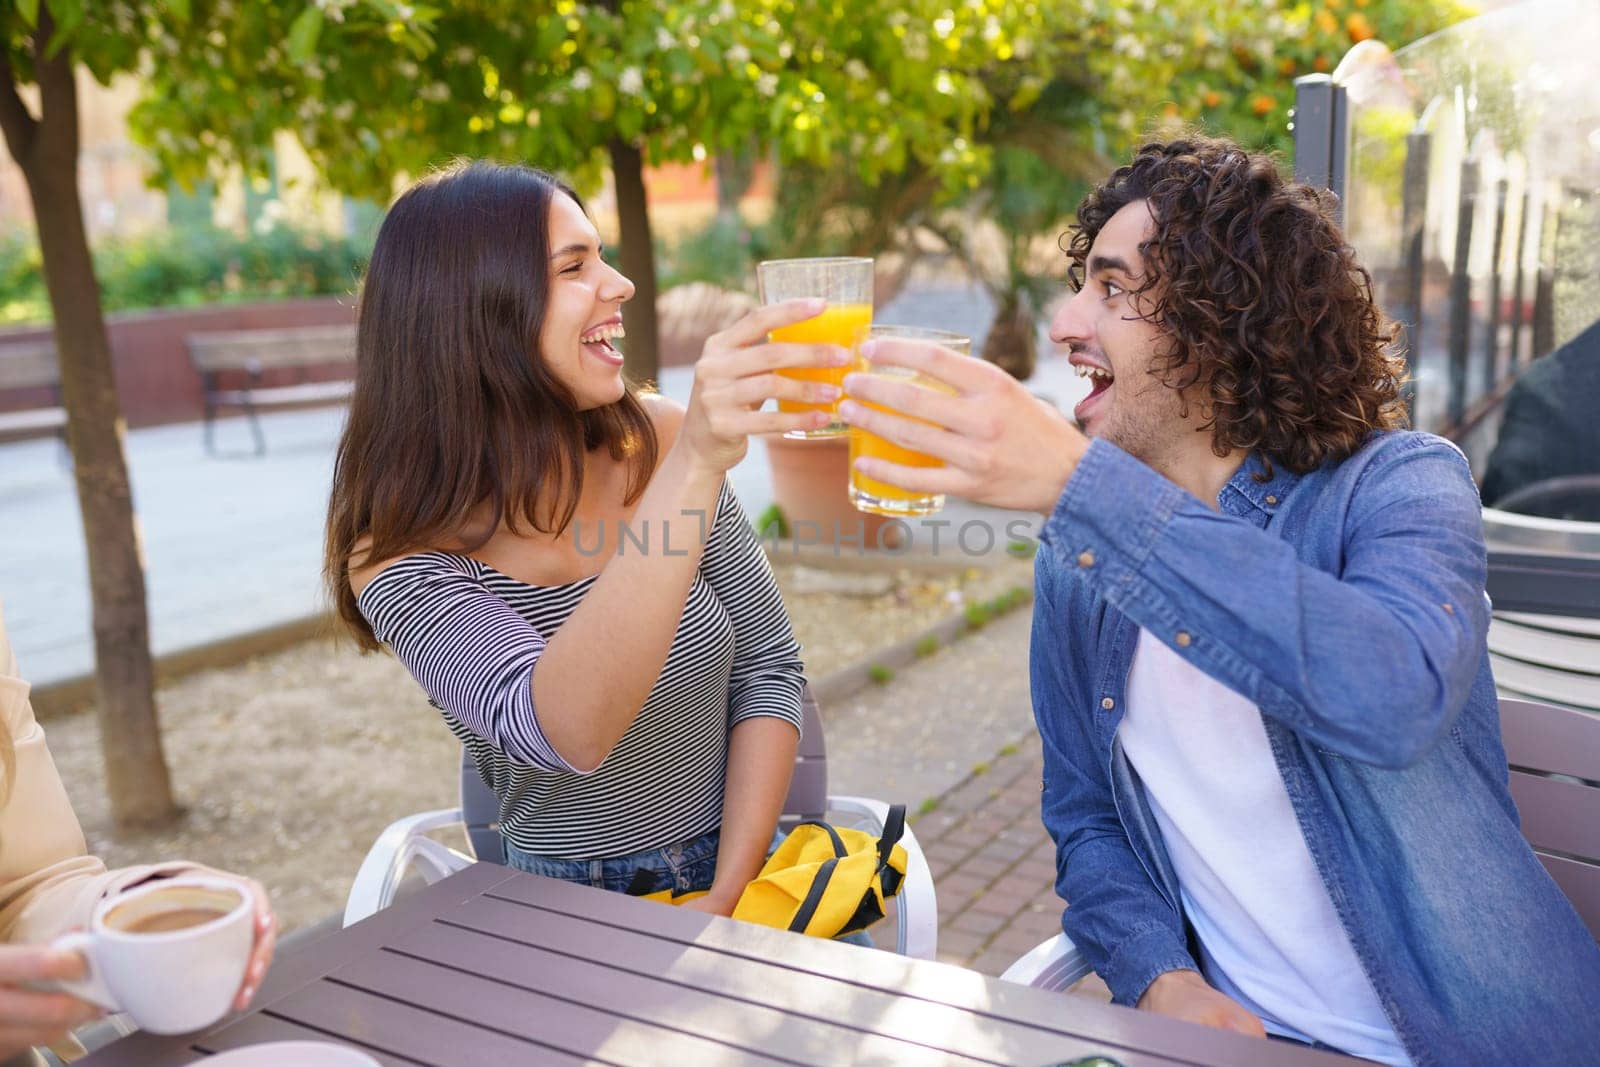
[848,325,971,517]
[756,257,873,438]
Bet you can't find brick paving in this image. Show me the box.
[867,725,1113,1000]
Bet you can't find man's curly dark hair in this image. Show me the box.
[1065,134,1406,475]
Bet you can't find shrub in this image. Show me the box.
[0,235,47,323]
[753,503,789,540]
[0,223,371,325]
[656,214,778,294]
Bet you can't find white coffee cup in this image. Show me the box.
[50,875,254,1035]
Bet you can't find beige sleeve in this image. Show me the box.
[0,601,196,944]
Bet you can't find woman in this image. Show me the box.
[325,161,846,915]
[0,601,275,1064]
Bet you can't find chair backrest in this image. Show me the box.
[1500,697,1600,938]
[783,686,829,827]
[460,748,504,865]
[1485,548,1600,712]
[459,682,830,864]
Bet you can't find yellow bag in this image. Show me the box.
[732,805,908,938]
[633,806,909,939]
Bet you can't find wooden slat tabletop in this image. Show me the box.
[82,863,1344,1066]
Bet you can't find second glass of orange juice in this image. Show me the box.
[848,325,971,516]
[756,257,873,438]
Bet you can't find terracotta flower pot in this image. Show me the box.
[761,432,905,552]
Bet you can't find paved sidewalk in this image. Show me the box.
[908,732,1065,976]
[906,731,1110,999]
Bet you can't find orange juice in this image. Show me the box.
[844,325,969,517]
[769,302,872,416]
[848,392,948,514]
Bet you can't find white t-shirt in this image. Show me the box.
[1118,628,1409,1065]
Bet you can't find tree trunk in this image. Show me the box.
[607,138,660,383]
[714,146,754,224]
[982,289,1038,381]
[1,23,177,825]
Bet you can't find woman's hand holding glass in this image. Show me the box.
[678,298,852,474]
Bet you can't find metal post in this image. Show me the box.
[1398,130,1431,425]
[1532,189,1558,360]
[1292,75,1350,221]
[1446,157,1479,428]
[1483,177,1509,395]
[1329,84,1349,219]
[1509,189,1531,368]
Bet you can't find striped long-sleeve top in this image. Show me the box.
[357,482,806,859]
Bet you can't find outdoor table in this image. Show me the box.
[81,863,1343,1065]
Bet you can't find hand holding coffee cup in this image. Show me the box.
[0,944,102,1057]
[48,874,275,1035]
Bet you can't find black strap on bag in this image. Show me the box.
[789,820,850,857]
[788,856,839,933]
[784,820,847,933]
[786,807,907,935]
[875,805,906,871]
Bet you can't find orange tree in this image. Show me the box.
[0,0,419,826]
[766,0,1475,378]
[137,0,1042,382]
[1136,0,1477,152]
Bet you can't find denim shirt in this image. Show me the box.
[1032,431,1600,1066]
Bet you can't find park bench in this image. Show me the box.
[186,323,356,456]
[0,339,67,450]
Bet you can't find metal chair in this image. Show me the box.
[1000,695,1600,989]
[343,684,939,958]
[1482,506,1600,713]
[1493,475,1600,524]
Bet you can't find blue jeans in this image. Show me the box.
[504,828,721,896]
[504,828,878,947]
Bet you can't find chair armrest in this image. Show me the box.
[343,807,473,927]
[827,793,938,960]
[999,932,1095,990]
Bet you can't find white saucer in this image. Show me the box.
[201,1041,381,1066]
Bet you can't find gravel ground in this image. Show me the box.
[43,557,1034,936]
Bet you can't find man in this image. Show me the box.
[839,135,1600,1065]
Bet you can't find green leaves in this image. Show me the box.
[40,0,85,58]
[286,6,324,64]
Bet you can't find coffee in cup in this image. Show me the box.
[50,875,255,1035]
[103,883,240,934]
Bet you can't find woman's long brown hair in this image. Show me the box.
[324,161,658,650]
